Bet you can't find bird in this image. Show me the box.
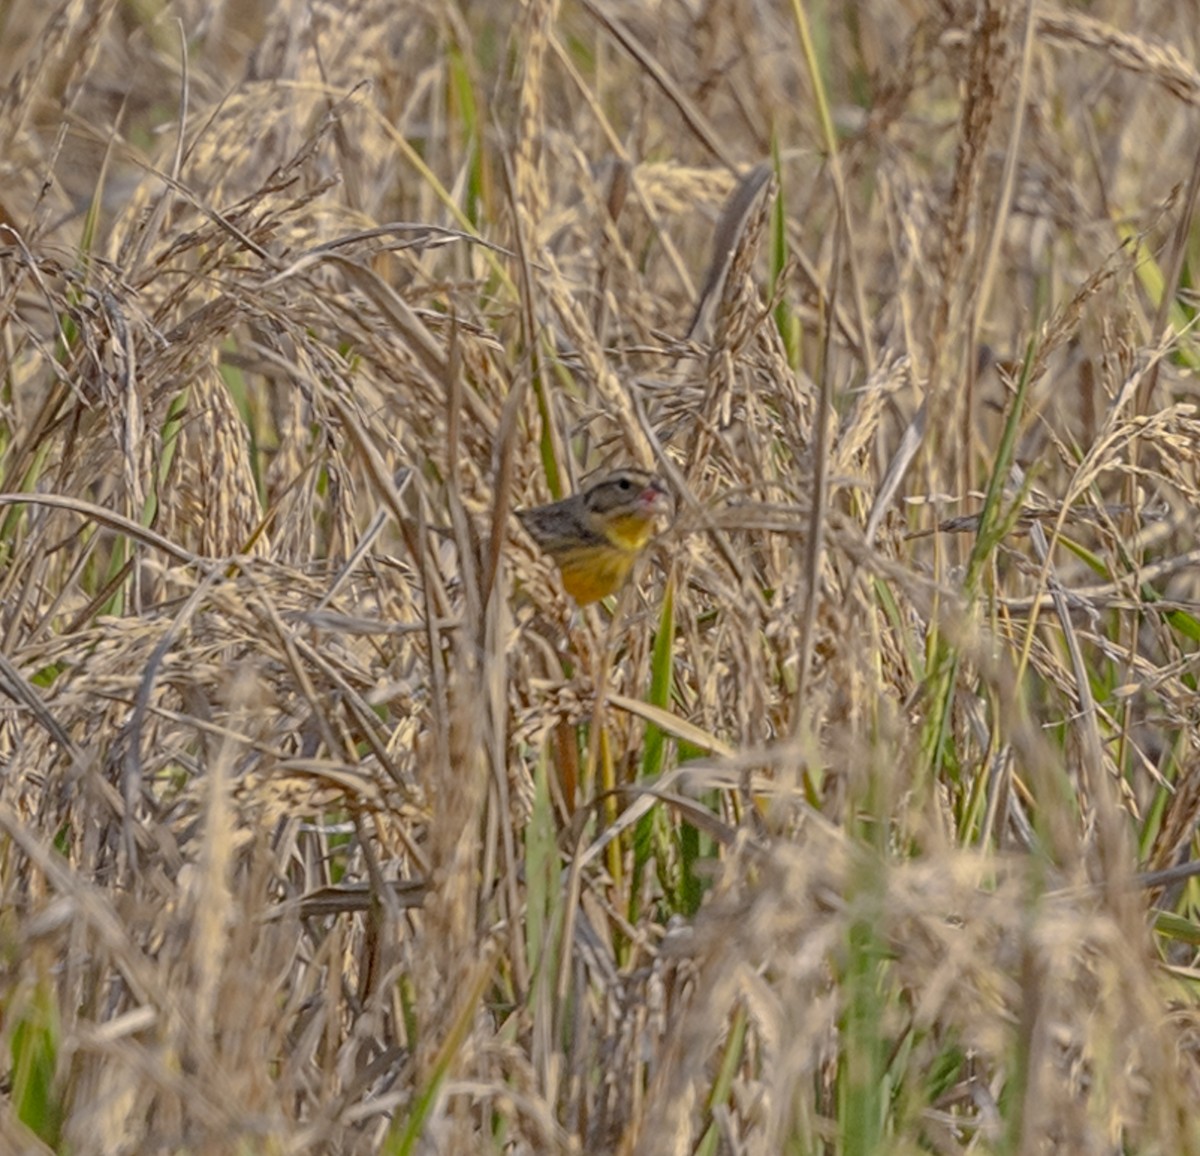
[516,468,672,605]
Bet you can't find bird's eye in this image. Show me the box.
[617,477,632,490]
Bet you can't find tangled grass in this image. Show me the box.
[2,0,1200,1152]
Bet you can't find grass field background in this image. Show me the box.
[2,0,1200,1152]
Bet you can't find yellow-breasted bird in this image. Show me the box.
[517,468,672,605]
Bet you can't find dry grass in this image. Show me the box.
[2,0,1200,1152]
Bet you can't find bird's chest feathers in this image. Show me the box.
[599,512,655,551]
[559,548,635,604]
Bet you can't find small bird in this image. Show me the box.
[517,468,673,605]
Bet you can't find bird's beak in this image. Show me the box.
[640,480,674,519]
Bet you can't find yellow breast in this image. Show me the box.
[554,543,638,605]
[595,510,657,552]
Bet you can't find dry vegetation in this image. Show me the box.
[2,0,1200,1152]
